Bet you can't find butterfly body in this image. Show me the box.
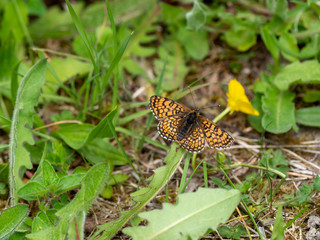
[177,110,198,141]
[150,95,233,153]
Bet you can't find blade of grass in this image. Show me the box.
[105,0,119,109]
[101,33,132,92]
[65,0,97,74]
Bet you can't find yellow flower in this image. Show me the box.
[227,79,259,116]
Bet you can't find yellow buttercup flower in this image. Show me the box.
[227,79,259,116]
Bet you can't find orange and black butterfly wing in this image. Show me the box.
[198,115,233,149]
[177,123,206,153]
[149,95,190,120]
[157,115,184,141]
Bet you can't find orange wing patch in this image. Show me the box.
[150,95,189,120]
[199,116,234,149]
[178,126,206,152]
[157,115,182,141]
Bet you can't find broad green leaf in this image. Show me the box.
[224,28,256,52]
[78,138,127,165]
[262,88,296,134]
[295,107,320,127]
[32,210,58,233]
[26,0,46,16]
[218,225,246,240]
[271,205,284,240]
[108,174,129,185]
[177,27,209,60]
[266,0,288,19]
[161,3,184,24]
[261,25,279,63]
[53,107,118,149]
[42,160,59,189]
[274,60,320,90]
[92,143,185,240]
[44,57,91,94]
[123,188,241,240]
[247,94,264,133]
[9,59,47,205]
[56,173,86,195]
[303,90,320,103]
[186,0,206,31]
[26,163,109,240]
[0,204,29,239]
[17,182,47,200]
[278,32,299,62]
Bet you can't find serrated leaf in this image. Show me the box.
[274,60,320,90]
[295,107,320,127]
[9,59,47,205]
[261,88,296,133]
[26,163,109,240]
[0,204,29,239]
[123,188,241,240]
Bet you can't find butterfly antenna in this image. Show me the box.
[188,86,198,110]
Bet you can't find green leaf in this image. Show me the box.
[42,160,59,189]
[53,107,118,149]
[9,59,47,205]
[17,182,47,200]
[262,88,296,134]
[78,138,127,165]
[0,204,29,239]
[92,143,185,240]
[271,205,284,240]
[101,185,113,199]
[295,107,320,127]
[26,163,109,240]
[278,32,299,62]
[65,0,97,72]
[123,188,241,240]
[224,28,256,52]
[218,225,246,239]
[303,90,320,103]
[108,174,129,185]
[274,60,320,90]
[261,25,279,63]
[56,173,85,195]
[177,27,209,60]
[259,149,289,177]
[266,0,288,19]
[247,94,264,133]
[26,0,46,16]
[186,0,206,31]
[32,210,58,233]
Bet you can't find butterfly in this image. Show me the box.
[149,95,233,153]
